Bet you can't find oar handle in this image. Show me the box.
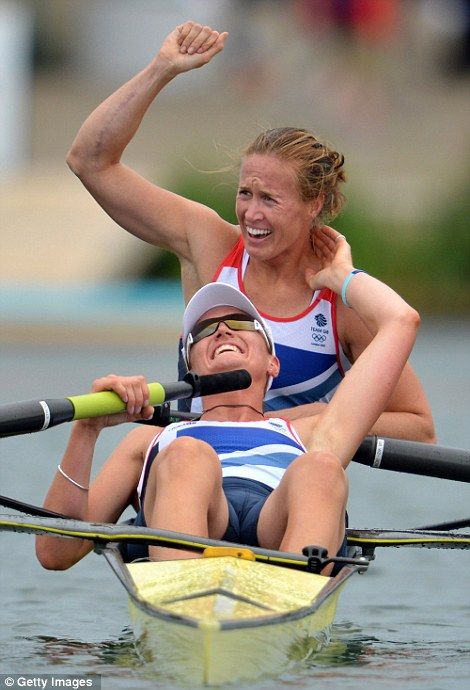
[69,382,166,420]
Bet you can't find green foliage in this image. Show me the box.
[335,191,470,313]
[142,247,180,280]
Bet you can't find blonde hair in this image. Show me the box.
[244,127,346,223]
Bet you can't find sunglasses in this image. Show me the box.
[185,312,272,365]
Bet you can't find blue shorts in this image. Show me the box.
[222,477,272,546]
[121,509,148,562]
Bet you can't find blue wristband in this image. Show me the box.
[341,269,366,307]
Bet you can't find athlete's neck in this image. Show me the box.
[200,403,265,423]
[244,240,320,283]
[243,252,320,317]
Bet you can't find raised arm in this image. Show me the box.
[66,22,237,271]
[295,227,421,464]
[35,375,156,570]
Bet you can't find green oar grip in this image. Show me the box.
[68,382,166,420]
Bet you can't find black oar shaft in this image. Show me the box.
[0,494,69,519]
[2,385,469,484]
[414,517,470,531]
[0,399,74,437]
[353,436,470,483]
[0,514,312,569]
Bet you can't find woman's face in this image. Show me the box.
[236,154,315,261]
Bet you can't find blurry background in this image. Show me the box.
[1,6,469,679]
[0,0,469,394]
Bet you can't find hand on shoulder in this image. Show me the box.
[306,225,353,294]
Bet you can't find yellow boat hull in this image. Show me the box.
[106,547,355,685]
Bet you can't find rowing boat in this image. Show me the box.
[106,545,357,685]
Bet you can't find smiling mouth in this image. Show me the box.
[246,226,272,239]
[213,344,241,358]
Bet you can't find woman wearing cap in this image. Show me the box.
[66,21,434,442]
[37,231,420,573]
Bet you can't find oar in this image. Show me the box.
[141,407,470,484]
[346,527,470,550]
[2,378,469,483]
[0,370,251,438]
[352,436,470,483]
[413,517,470,531]
[4,492,468,545]
[0,494,69,519]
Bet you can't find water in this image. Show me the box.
[1,318,469,689]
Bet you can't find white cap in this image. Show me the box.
[182,282,275,367]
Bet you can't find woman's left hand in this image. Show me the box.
[306,225,353,293]
[78,374,155,431]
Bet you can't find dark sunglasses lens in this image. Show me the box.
[192,321,218,344]
[191,314,256,344]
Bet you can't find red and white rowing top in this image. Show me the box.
[211,237,351,411]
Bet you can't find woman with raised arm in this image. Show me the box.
[36,228,420,573]
[66,21,434,442]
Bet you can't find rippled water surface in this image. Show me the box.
[1,317,469,689]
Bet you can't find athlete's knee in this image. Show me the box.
[287,451,347,497]
[314,451,348,499]
[155,436,220,481]
[311,450,344,474]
